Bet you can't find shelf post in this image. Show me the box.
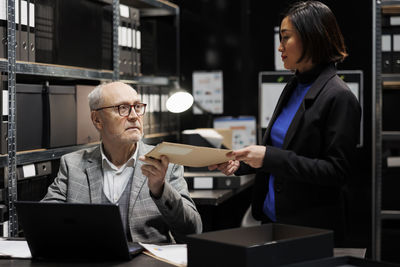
[372,0,382,260]
[113,0,120,81]
[6,0,18,237]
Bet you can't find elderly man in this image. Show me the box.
[42,81,202,243]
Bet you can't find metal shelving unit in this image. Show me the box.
[2,0,179,237]
[373,0,400,260]
[6,0,18,238]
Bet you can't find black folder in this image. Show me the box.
[0,74,6,154]
[382,28,392,73]
[392,29,400,73]
[130,7,140,76]
[141,88,151,134]
[15,0,21,60]
[148,86,161,134]
[119,5,132,76]
[0,6,6,59]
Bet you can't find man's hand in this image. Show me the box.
[139,155,169,198]
[231,145,266,168]
[208,159,240,176]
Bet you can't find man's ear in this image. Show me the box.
[91,111,103,130]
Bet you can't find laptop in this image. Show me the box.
[15,201,144,261]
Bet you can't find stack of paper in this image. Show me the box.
[139,242,187,267]
[0,239,31,258]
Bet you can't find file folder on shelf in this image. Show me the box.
[148,87,161,134]
[0,74,6,154]
[35,0,55,64]
[131,7,140,76]
[16,0,21,60]
[140,88,150,135]
[382,30,392,73]
[160,92,169,132]
[119,4,131,76]
[102,5,112,70]
[28,0,35,62]
[0,0,7,59]
[16,161,52,180]
[20,0,28,61]
[35,0,112,69]
[392,31,400,73]
[184,172,243,190]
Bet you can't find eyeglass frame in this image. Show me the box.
[95,103,147,117]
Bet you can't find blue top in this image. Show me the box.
[263,82,312,221]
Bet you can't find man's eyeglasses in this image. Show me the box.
[95,103,147,117]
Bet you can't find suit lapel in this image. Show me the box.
[282,64,337,149]
[263,77,297,145]
[129,141,148,211]
[85,146,103,203]
[282,98,306,149]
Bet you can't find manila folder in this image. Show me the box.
[145,142,234,167]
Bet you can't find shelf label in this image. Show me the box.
[0,0,6,21]
[22,164,36,178]
[2,90,8,116]
[194,177,213,189]
[387,157,400,168]
[119,4,129,18]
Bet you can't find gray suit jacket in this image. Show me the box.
[42,141,202,243]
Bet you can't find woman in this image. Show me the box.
[209,1,361,245]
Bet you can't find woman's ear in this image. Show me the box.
[91,111,103,130]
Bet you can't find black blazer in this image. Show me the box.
[236,64,361,242]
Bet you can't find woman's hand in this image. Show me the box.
[230,145,266,168]
[208,159,240,176]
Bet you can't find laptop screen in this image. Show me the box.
[15,201,143,260]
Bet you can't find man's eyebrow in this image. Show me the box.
[116,100,141,105]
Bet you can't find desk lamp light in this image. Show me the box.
[166,81,194,113]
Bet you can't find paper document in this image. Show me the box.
[0,239,32,258]
[139,242,187,267]
[145,142,234,167]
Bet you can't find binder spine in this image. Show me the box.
[20,0,28,61]
[28,0,35,62]
[0,0,7,59]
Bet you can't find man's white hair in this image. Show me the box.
[88,83,106,111]
[88,82,137,111]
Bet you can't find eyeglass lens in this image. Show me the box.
[118,104,145,116]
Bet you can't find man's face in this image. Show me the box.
[93,82,144,145]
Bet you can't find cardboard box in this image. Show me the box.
[186,223,333,267]
[47,85,77,148]
[76,85,100,144]
[16,84,44,151]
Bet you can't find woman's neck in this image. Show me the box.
[296,63,330,84]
